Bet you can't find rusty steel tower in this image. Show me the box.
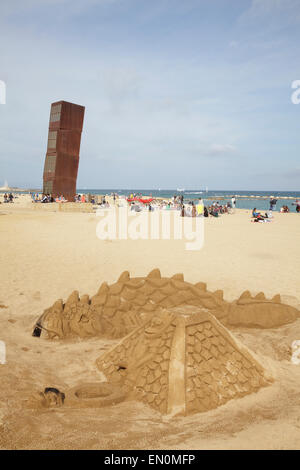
[43,100,85,200]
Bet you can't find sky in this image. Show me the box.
[0,0,300,191]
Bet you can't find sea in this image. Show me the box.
[2,188,299,212]
[77,189,300,213]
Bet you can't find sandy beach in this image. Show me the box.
[0,195,300,449]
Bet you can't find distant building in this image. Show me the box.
[43,100,85,200]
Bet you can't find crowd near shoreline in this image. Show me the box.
[2,190,300,218]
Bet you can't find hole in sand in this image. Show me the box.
[74,384,112,399]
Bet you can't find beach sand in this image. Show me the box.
[0,195,300,449]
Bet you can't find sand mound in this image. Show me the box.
[96,308,272,415]
[32,269,300,340]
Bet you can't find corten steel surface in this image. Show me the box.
[46,130,82,155]
[44,152,80,199]
[49,101,85,131]
[43,101,85,200]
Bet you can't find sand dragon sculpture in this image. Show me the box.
[33,269,300,340]
[30,269,299,415]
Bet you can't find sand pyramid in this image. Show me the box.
[96,308,271,416]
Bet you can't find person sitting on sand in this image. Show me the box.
[252,208,268,221]
[180,205,185,217]
[209,205,219,217]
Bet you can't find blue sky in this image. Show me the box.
[0,0,299,190]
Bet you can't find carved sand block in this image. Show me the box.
[96,308,272,416]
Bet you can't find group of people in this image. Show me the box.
[31,193,67,203]
[41,194,54,203]
[127,196,237,218]
[251,197,300,220]
[3,193,14,203]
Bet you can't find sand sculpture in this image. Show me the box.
[97,308,272,415]
[33,269,300,340]
[28,307,272,416]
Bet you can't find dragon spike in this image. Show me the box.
[52,299,63,312]
[118,271,130,283]
[80,294,90,304]
[97,282,109,295]
[255,292,266,300]
[213,290,224,301]
[171,273,184,281]
[147,268,161,279]
[194,282,207,291]
[239,290,251,300]
[65,290,79,306]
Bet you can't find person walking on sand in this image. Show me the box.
[269,196,277,211]
[197,198,204,216]
[231,196,236,212]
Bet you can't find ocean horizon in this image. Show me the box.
[77,189,300,212]
[2,188,299,212]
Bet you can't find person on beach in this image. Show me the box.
[197,198,204,216]
[192,202,196,217]
[269,197,277,211]
[231,196,236,211]
[252,208,267,220]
